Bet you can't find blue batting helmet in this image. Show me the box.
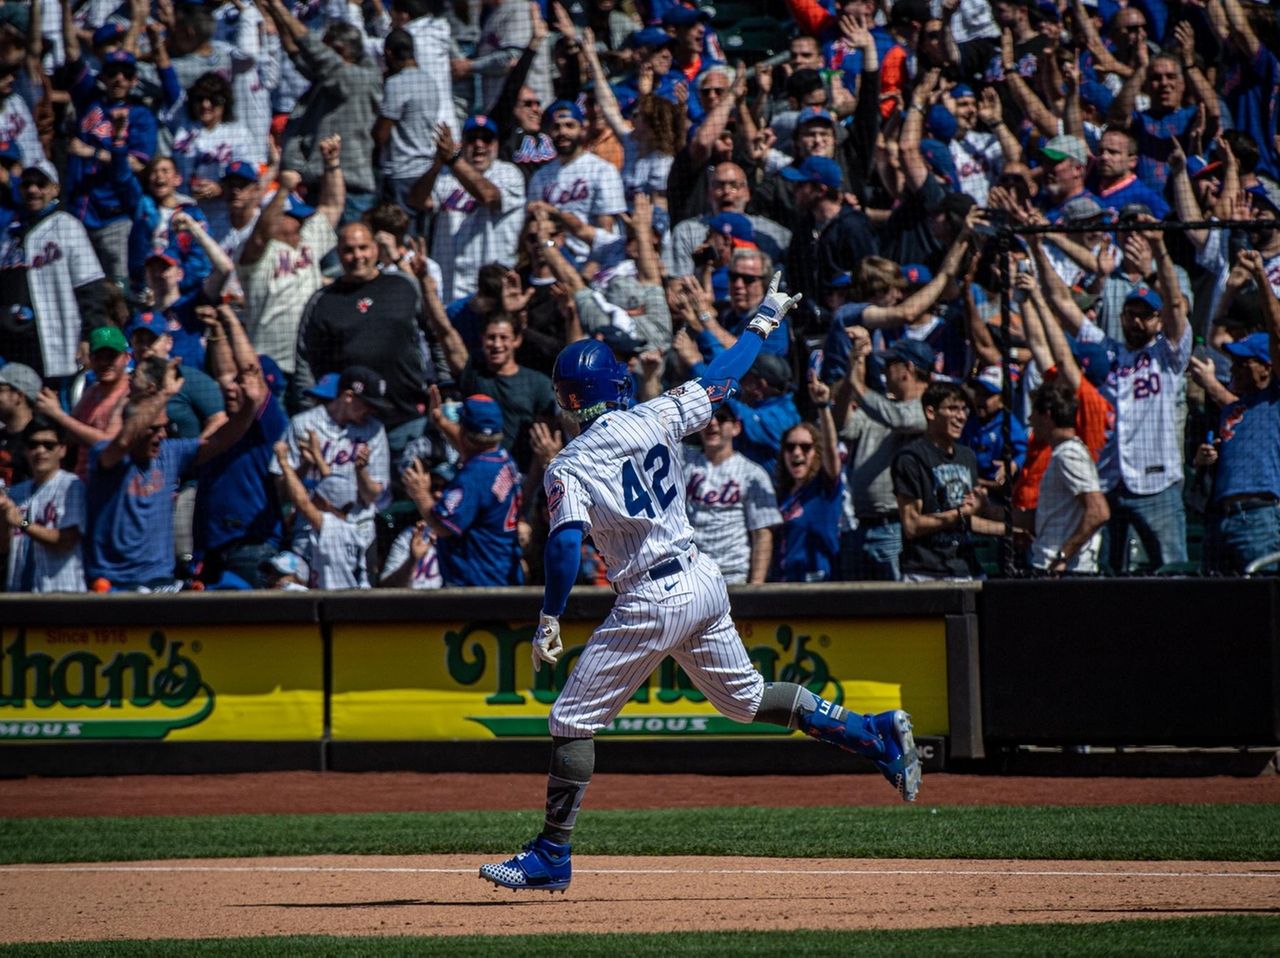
[552,339,634,421]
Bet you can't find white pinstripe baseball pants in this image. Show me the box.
[547,552,764,738]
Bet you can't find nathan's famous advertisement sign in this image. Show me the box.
[0,625,323,742]
[331,618,947,740]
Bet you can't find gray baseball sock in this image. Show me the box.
[754,681,820,729]
[541,736,595,844]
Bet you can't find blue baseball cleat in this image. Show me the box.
[872,709,921,802]
[479,836,572,892]
[798,699,922,802]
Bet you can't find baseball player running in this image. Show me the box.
[479,276,920,894]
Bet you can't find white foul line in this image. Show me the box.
[0,864,1276,879]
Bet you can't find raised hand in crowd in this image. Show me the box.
[278,168,303,194]
[671,327,703,373]
[636,60,654,98]
[318,134,342,168]
[434,122,459,169]
[401,456,436,516]
[501,269,535,318]
[529,421,563,470]
[635,349,665,402]
[976,86,1003,128]
[549,0,576,42]
[1095,236,1118,279]
[408,521,432,563]
[425,383,463,452]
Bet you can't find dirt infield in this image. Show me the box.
[3,856,1279,943]
[3,771,1279,944]
[4,770,1279,818]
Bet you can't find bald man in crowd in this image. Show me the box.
[291,221,430,459]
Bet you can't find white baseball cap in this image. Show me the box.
[22,159,60,185]
[975,365,1003,394]
[260,550,310,582]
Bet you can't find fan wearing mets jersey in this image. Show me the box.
[684,403,781,584]
[479,275,922,895]
[406,395,523,587]
[526,99,626,266]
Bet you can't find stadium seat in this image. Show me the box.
[717,17,790,62]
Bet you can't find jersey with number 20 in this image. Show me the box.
[545,381,712,585]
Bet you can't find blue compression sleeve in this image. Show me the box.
[698,329,765,405]
[542,522,585,616]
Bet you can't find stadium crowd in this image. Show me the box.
[0,0,1277,591]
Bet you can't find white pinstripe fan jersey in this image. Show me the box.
[526,151,627,264]
[545,381,713,585]
[4,470,86,593]
[684,450,782,583]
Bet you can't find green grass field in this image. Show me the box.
[3,919,1280,957]
[4,804,1278,864]
[6,805,1278,955]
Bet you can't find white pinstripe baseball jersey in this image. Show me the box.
[527,152,627,264]
[683,449,783,584]
[1077,317,1190,495]
[270,404,391,548]
[0,93,44,166]
[4,470,86,593]
[380,525,443,589]
[544,380,712,586]
[0,211,106,378]
[306,514,369,590]
[430,159,526,302]
[544,378,768,739]
[238,215,337,374]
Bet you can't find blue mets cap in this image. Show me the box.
[1079,81,1114,113]
[795,106,836,128]
[461,394,504,437]
[100,49,137,72]
[258,354,286,399]
[1124,285,1163,312]
[901,263,933,286]
[879,337,935,373]
[0,140,22,165]
[920,138,959,189]
[628,27,676,49]
[974,364,1004,394]
[707,211,754,243]
[926,105,958,141]
[305,372,341,401]
[126,310,169,339]
[222,160,258,182]
[261,188,316,219]
[1070,340,1112,387]
[542,98,585,128]
[93,22,127,47]
[1223,331,1273,365]
[1126,284,1167,311]
[463,114,500,137]
[951,83,975,100]
[780,155,842,189]
[662,5,711,26]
